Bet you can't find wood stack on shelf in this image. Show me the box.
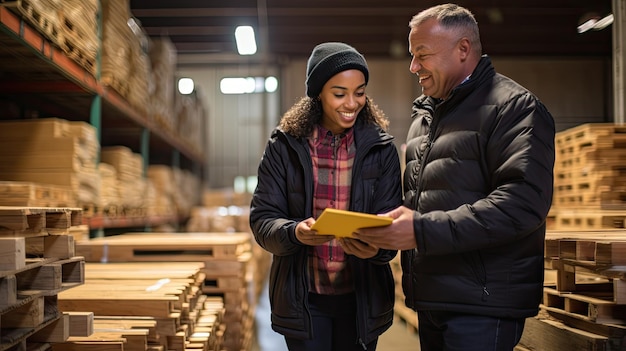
[100,146,146,217]
[0,118,101,209]
[0,206,85,351]
[74,231,263,351]
[149,36,177,134]
[2,0,98,75]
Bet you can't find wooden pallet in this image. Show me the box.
[550,209,626,230]
[75,232,252,263]
[519,311,611,351]
[0,206,82,237]
[0,256,85,351]
[555,123,626,154]
[542,287,626,324]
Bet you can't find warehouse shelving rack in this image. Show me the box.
[0,6,201,232]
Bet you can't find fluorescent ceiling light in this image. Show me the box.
[578,14,614,33]
[235,26,257,55]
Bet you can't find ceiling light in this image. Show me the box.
[178,78,194,94]
[235,26,257,55]
[578,14,613,33]
[265,76,278,93]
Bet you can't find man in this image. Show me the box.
[354,4,555,351]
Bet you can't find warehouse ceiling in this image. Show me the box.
[129,0,614,65]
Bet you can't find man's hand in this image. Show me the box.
[338,237,379,259]
[354,206,418,250]
[296,218,334,245]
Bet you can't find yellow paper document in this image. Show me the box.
[311,208,393,237]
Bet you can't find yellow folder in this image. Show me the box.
[311,208,393,237]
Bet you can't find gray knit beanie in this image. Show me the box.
[305,42,369,98]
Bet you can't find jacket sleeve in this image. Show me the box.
[369,142,403,263]
[249,136,304,256]
[415,93,555,254]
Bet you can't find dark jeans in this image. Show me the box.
[285,293,378,351]
[417,311,525,351]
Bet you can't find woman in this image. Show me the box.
[250,42,402,351]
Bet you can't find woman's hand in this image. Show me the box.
[296,218,334,245]
[338,237,379,259]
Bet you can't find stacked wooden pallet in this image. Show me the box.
[517,229,626,351]
[75,232,262,351]
[0,206,85,351]
[550,123,626,230]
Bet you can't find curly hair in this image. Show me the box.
[278,95,389,138]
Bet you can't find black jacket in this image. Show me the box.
[402,56,555,318]
[250,118,403,344]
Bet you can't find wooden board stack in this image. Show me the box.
[58,261,222,351]
[75,232,261,351]
[0,118,100,209]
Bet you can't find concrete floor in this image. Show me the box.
[251,277,421,351]
[251,317,421,351]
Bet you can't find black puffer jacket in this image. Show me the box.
[401,56,555,318]
[250,118,402,345]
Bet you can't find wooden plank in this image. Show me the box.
[57,296,178,318]
[543,306,626,341]
[66,311,94,337]
[76,232,251,262]
[0,275,17,308]
[0,238,25,271]
[2,296,44,328]
[29,313,69,343]
[94,316,157,343]
[0,181,76,207]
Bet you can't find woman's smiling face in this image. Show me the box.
[318,69,367,135]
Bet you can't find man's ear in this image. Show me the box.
[458,37,471,61]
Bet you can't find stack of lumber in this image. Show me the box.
[100,0,150,116]
[0,205,85,351]
[517,229,626,351]
[57,261,224,351]
[100,146,146,216]
[97,162,121,211]
[186,206,249,233]
[2,0,97,75]
[175,93,205,157]
[0,118,100,208]
[202,188,252,208]
[149,36,177,132]
[0,181,75,208]
[55,0,98,75]
[550,123,626,230]
[146,165,179,217]
[75,232,262,351]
